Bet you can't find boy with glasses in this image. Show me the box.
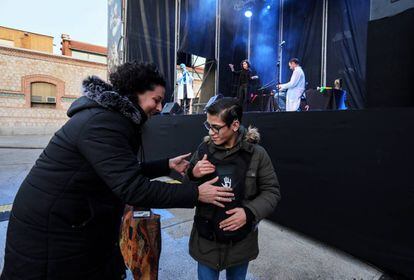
[186,97,281,280]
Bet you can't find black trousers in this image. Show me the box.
[237,84,249,109]
[181,85,190,113]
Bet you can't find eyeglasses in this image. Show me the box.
[203,121,227,134]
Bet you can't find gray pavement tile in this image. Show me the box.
[0,221,8,273]
[0,135,52,149]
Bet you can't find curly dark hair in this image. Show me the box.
[109,61,166,103]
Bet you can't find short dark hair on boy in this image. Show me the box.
[206,97,243,126]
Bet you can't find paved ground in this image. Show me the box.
[0,135,385,279]
[0,135,52,149]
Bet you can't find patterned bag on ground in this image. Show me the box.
[120,205,161,280]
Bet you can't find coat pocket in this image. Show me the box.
[244,170,258,199]
[70,198,95,229]
[50,197,95,230]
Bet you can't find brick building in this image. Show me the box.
[0,27,107,135]
[61,34,107,64]
[0,26,53,53]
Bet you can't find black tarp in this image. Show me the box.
[249,3,279,88]
[125,0,176,101]
[179,0,216,59]
[140,109,414,279]
[366,8,414,108]
[218,1,249,97]
[326,0,370,109]
[281,0,323,90]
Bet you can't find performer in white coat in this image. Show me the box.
[277,58,306,111]
[177,63,194,114]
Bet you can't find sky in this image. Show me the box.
[0,0,108,53]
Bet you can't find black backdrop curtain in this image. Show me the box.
[250,3,279,88]
[281,0,323,90]
[179,0,216,59]
[140,109,414,279]
[326,0,370,109]
[126,0,175,101]
[366,8,414,108]
[217,1,249,97]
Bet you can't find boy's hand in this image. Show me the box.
[192,154,216,178]
[219,208,246,231]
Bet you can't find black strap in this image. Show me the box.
[197,141,252,167]
[195,141,254,244]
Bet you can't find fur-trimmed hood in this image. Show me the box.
[203,125,260,145]
[67,76,146,126]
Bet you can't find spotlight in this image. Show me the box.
[244,10,253,18]
[266,5,271,10]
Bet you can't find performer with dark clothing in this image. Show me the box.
[229,60,258,108]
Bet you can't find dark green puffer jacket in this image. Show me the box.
[187,126,281,270]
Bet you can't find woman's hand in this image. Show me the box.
[192,154,216,178]
[198,177,234,208]
[169,153,191,175]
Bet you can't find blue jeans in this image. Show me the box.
[197,262,249,280]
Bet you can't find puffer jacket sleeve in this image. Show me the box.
[244,145,281,222]
[77,111,198,208]
[140,159,170,179]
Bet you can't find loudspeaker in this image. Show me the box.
[161,102,183,115]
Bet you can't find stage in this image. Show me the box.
[142,108,414,279]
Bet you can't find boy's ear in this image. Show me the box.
[232,120,240,132]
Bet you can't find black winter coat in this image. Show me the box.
[0,76,198,280]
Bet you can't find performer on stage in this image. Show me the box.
[277,58,306,112]
[334,78,348,110]
[229,60,258,108]
[177,63,194,114]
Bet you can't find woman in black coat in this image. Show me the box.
[0,62,233,280]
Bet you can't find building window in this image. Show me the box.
[30,82,57,108]
[71,50,107,64]
[0,38,14,47]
